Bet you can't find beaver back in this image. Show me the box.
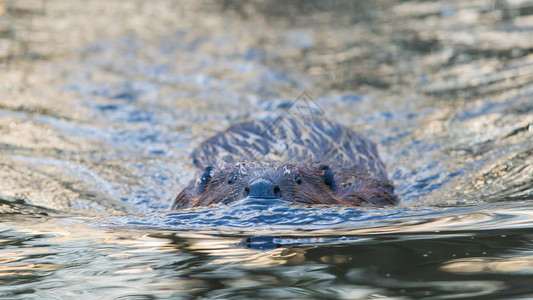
[191,116,389,183]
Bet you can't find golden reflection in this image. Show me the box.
[442,255,533,274]
[0,263,60,277]
[184,233,239,251]
[182,234,305,267]
[0,248,50,264]
[208,249,288,267]
[0,218,304,269]
[0,0,6,17]
[0,272,33,276]
[320,254,352,264]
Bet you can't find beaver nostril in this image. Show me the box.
[274,186,281,198]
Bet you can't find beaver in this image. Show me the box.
[172,115,398,209]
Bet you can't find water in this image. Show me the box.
[1,0,533,298]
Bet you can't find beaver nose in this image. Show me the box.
[245,179,281,199]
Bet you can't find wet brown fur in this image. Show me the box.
[172,116,398,209]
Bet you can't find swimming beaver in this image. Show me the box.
[172,116,398,209]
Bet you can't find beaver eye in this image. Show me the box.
[201,166,214,182]
[320,165,336,192]
[198,166,214,194]
[227,172,237,185]
[294,174,302,185]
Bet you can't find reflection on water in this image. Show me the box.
[1,0,533,298]
[3,207,533,298]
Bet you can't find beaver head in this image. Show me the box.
[172,162,342,209]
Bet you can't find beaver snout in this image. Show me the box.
[244,179,281,199]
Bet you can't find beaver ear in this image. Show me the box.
[197,166,214,195]
[320,165,337,192]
